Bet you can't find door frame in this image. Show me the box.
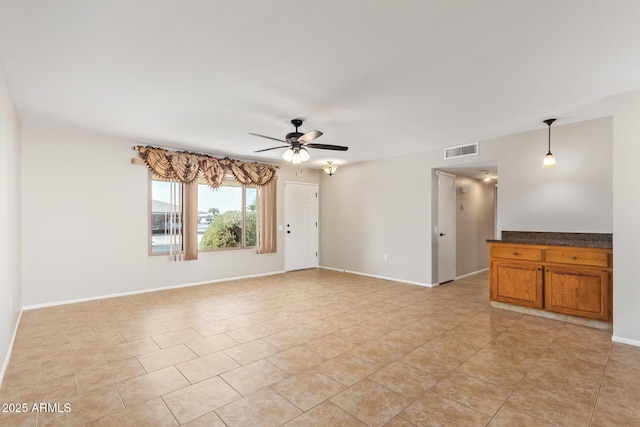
[284,181,319,272]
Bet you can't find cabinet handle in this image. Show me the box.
[572,256,578,260]
[513,252,519,255]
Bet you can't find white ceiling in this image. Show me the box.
[1,1,639,169]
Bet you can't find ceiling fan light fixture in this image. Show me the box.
[299,147,310,162]
[542,118,557,169]
[291,149,303,164]
[322,161,338,176]
[282,148,294,162]
[284,147,310,164]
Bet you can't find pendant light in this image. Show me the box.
[322,161,339,176]
[542,118,557,168]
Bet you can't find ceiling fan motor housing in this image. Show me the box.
[285,131,304,142]
[287,119,305,142]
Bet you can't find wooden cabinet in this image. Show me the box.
[489,243,612,321]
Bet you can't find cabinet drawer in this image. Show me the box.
[492,245,543,262]
[545,248,609,268]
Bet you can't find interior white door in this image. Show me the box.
[285,182,318,271]
[437,171,456,283]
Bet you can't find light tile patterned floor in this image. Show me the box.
[1,269,639,426]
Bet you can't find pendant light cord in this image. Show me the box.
[543,118,556,155]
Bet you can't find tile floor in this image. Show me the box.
[1,269,639,426]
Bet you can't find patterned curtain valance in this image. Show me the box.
[134,145,278,188]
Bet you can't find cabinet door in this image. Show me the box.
[491,261,543,308]
[544,266,610,321]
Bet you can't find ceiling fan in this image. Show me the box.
[250,118,348,164]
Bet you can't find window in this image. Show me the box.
[150,178,183,254]
[149,175,257,255]
[198,179,257,250]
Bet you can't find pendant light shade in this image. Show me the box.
[542,118,557,168]
[542,152,556,168]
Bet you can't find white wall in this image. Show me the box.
[319,142,501,285]
[320,117,612,286]
[21,125,319,307]
[319,154,433,284]
[496,117,613,233]
[612,90,640,345]
[0,62,21,386]
[455,176,495,277]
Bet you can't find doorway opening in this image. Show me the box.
[432,166,497,284]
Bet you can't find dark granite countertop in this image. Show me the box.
[487,231,612,249]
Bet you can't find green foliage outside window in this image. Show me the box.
[199,210,256,249]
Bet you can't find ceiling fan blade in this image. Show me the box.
[306,143,349,151]
[249,133,286,143]
[254,146,290,153]
[298,130,323,143]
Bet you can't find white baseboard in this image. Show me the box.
[319,266,434,287]
[456,268,489,280]
[1,309,23,390]
[23,270,286,311]
[320,266,491,287]
[612,335,640,347]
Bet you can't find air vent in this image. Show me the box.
[444,142,478,159]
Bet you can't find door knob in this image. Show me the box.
[287,231,291,234]
[439,233,446,236]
